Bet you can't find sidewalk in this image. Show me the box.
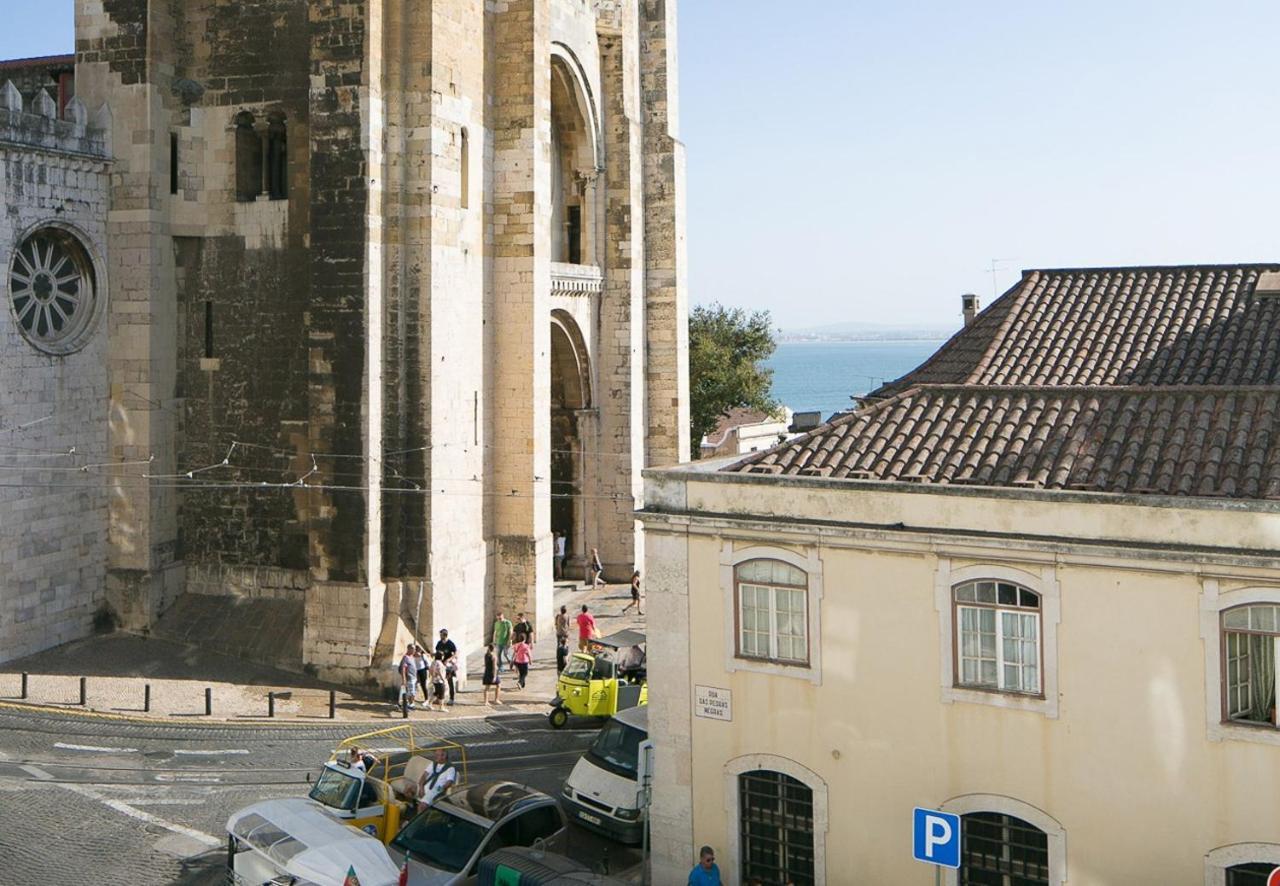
[0,578,646,725]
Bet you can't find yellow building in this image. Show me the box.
[642,265,1280,885]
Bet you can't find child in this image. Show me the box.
[428,652,447,712]
[512,632,533,690]
[556,634,569,674]
[482,644,501,705]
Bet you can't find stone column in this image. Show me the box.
[641,0,691,468]
[595,22,647,581]
[489,0,554,637]
[301,0,387,681]
[77,0,185,629]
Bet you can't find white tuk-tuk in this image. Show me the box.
[226,797,403,886]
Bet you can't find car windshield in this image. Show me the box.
[391,806,488,874]
[562,656,592,681]
[587,719,643,779]
[308,766,361,811]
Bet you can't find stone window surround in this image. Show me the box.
[934,560,1061,718]
[719,542,823,685]
[7,219,107,357]
[1204,843,1280,885]
[722,754,829,886]
[1200,580,1280,747]
[938,793,1067,886]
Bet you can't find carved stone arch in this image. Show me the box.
[549,42,602,168]
[938,793,1067,886]
[1204,842,1280,885]
[550,309,592,409]
[722,754,829,886]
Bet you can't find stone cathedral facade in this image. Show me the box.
[0,0,688,682]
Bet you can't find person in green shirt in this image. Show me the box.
[492,612,513,672]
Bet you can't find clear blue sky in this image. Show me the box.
[8,3,1280,330]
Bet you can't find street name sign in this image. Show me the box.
[693,685,732,721]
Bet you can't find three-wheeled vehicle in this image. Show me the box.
[226,797,402,886]
[307,724,468,843]
[548,629,647,729]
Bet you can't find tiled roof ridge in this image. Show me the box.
[1029,261,1280,276]
[899,382,1280,394]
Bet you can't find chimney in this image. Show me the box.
[961,293,980,327]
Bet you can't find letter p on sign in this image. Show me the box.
[912,807,961,869]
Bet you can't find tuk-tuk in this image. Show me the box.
[226,797,401,886]
[548,629,647,729]
[307,724,468,843]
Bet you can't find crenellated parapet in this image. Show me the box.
[0,82,110,159]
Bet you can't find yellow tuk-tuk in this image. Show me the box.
[306,724,468,843]
[548,629,647,729]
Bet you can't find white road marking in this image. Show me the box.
[113,798,205,807]
[464,739,529,749]
[19,764,52,780]
[172,748,249,756]
[154,773,222,784]
[54,742,139,754]
[58,783,220,848]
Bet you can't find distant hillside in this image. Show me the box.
[777,320,955,343]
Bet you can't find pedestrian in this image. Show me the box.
[482,643,501,705]
[492,611,512,671]
[688,846,721,886]
[556,634,569,674]
[427,652,447,711]
[512,632,532,689]
[555,605,569,646]
[553,530,565,580]
[515,611,534,648]
[416,748,458,806]
[398,643,418,710]
[622,569,643,615]
[435,628,458,705]
[413,643,429,706]
[576,604,597,652]
[588,546,605,589]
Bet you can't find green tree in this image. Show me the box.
[689,303,779,456]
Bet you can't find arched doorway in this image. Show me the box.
[550,311,591,577]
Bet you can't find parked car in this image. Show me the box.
[388,781,567,885]
[477,847,631,885]
[560,705,651,844]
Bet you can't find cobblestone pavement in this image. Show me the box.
[0,581,649,885]
[0,579,646,725]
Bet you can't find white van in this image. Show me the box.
[559,706,652,845]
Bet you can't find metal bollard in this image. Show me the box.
[20,672,27,700]
[204,687,212,716]
[144,684,151,713]
[79,676,87,706]
[268,691,275,718]
[328,689,336,720]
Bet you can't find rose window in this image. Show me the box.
[9,228,97,353]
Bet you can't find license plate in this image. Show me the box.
[578,811,602,826]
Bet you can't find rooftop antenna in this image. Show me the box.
[988,258,1018,301]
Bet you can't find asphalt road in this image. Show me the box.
[0,707,642,885]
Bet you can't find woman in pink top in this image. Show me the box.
[512,633,533,689]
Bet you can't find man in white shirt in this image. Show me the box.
[553,531,567,580]
[417,748,458,806]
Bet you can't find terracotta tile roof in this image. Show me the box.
[729,264,1280,499]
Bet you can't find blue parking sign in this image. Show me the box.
[913,807,961,869]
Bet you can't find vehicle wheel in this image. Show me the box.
[549,707,569,729]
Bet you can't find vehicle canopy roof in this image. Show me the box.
[592,629,645,650]
[438,781,553,825]
[226,798,400,886]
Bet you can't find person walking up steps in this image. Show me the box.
[622,569,643,615]
[587,547,605,589]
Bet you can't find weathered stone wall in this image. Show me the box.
[0,88,111,662]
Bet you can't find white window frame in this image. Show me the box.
[954,581,1043,696]
[736,563,808,665]
[938,794,1067,886]
[935,560,1060,718]
[723,754,828,886]
[1205,843,1280,885]
[720,543,823,685]
[1200,581,1280,746]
